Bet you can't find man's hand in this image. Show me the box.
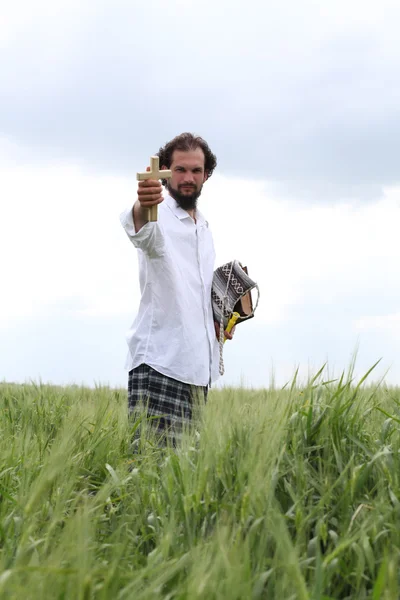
[214,321,235,342]
[133,166,165,232]
[137,166,164,210]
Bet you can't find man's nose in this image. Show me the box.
[183,172,195,183]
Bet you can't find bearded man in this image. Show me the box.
[120,133,231,443]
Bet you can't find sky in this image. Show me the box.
[1,0,400,389]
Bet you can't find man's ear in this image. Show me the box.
[204,171,209,182]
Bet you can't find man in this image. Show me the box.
[120,133,231,442]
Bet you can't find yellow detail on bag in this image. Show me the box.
[224,312,240,344]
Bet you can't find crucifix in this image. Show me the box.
[136,156,172,222]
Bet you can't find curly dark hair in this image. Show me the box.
[157,132,217,186]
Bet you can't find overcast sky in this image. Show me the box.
[1,0,400,389]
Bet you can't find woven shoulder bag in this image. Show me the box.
[211,260,260,375]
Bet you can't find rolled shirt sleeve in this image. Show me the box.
[120,207,165,258]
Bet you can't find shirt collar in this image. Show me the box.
[164,193,207,226]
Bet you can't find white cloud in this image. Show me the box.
[1,140,399,386]
[0,145,138,323]
[1,0,400,194]
[0,0,89,47]
[2,0,400,387]
[204,175,400,325]
[355,313,400,335]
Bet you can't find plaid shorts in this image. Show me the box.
[128,364,208,442]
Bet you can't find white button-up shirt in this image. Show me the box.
[120,194,220,386]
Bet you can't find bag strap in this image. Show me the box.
[218,261,235,375]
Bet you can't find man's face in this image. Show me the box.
[166,148,207,211]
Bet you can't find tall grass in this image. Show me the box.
[0,365,399,599]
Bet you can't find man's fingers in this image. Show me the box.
[140,197,163,207]
[138,179,162,189]
[136,168,164,210]
[214,320,235,341]
[138,189,163,199]
[139,196,163,205]
[138,180,163,200]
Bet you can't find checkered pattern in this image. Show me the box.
[128,364,208,443]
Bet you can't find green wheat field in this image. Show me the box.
[1,362,399,599]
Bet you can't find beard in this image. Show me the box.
[166,182,203,211]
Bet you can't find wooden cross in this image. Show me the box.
[136,156,172,222]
